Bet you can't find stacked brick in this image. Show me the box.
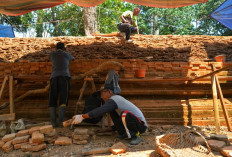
[0,60,231,80]
[0,35,232,63]
[0,125,54,153]
[72,128,91,145]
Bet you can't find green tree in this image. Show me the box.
[194,0,232,35]
[1,0,231,37]
[0,13,33,34]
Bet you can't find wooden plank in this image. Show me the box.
[0,113,15,120]
[82,147,110,156]
[211,64,232,132]
[9,76,14,114]
[211,75,220,133]
[0,76,8,99]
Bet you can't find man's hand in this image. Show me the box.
[72,115,84,125]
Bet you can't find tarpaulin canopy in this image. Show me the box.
[210,0,232,31]
[0,24,15,38]
[0,0,207,16]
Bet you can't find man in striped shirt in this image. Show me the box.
[72,86,147,145]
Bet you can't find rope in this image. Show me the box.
[2,14,21,32]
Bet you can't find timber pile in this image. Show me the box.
[0,35,232,62]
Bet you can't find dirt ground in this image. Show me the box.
[0,124,230,157]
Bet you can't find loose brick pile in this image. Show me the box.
[72,128,92,145]
[0,125,54,153]
[0,35,232,63]
[192,134,232,156]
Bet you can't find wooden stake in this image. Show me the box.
[0,76,8,99]
[74,79,87,115]
[82,147,110,156]
[211,75,220,133]
[211,64,232,132]
[9,76,14,115]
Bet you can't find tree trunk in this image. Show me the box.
[83,7,98,36]
[151,15,159,35]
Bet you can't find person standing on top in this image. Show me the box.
[49,42,74,127]
[117,7,141,43]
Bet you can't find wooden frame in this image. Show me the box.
[0,75,15,121]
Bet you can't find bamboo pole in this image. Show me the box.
[9,76,14,114]
[211,74,220,133]
[211,64,232,132]
[0,76,8,99]
[74,79,87,115]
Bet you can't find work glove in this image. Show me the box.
[72,115,84,125]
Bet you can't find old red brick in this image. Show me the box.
[29,138,39,146]
[31,131,44,144]
[55,137,72,145]
[72,134,89,140]
[40,125,53,134]
[14,142,27,150]
[221,146,232,157]
[44,136,56,144]
[2,140,12,151]
[21,144,32,152]
[4,146,13,153]
[195,136,206,146]
[110,142,127,155]
[208,140,226,151]
[16,129,29,137]
[73,139,88,145]
[29,126,41,134]
[44,129,56,137]
[32,143,47,152]
[2,133,16,142]
[73,128,89,135]
[210,134,229,144]
[12,135,30,145]
[0,140,4,147]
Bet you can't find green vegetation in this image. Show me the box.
[0,0,231,37]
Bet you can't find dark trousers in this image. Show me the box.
[117,23,137,40]
[49,76,70,127]
[110,110,147,138]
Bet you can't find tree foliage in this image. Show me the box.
[0,0,231,37]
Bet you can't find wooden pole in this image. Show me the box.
[211,74,220,133]
[211,64,232,132]
[9,76,14,114]
[0,76,8,99]
[74,79,87,115]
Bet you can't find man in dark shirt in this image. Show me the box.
[49,42,74,127]
[72,86,147,145]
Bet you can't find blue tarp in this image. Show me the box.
[0,24,15,38]
[210,0,232,31]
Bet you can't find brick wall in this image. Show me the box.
[0,60,231,79]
